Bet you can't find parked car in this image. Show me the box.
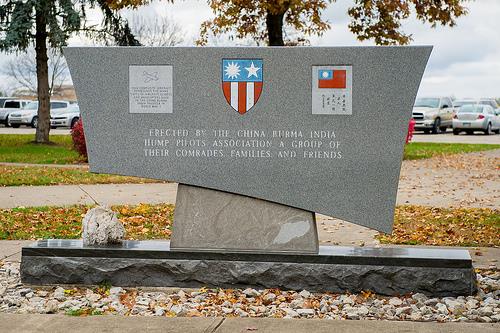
[50,104,80,128]
[8,100,72,128]
[452,104,500,135]
[0,99,32,126]
[0,97,17,108]
[412,96,455,134]
[453,99,478,109]
[478,98,499,109]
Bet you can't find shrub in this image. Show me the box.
[406,118,416,144]
[71,118,87,161]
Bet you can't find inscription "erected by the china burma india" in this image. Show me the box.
[143,129,343,160]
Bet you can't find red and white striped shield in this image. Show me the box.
[222,59,263,115]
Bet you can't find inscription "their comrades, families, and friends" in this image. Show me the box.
[143,129,342,160]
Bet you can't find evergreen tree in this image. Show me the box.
[0,0,139,143]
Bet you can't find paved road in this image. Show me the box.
[0,126,70,135]
[0,313,498,333]
[412,131,500,144]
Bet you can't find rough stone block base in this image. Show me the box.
[21,240,477,297]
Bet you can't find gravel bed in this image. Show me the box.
[1,261,498,322]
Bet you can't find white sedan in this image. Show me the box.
[50,104,80,129]
[9,100,73,128]
[453,104,500,135]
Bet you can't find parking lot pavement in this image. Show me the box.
[0,126,70,135]
[412,131,500,144]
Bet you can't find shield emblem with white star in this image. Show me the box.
[222,59,263,115]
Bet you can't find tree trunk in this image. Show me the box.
[266,11,285,46]
[35,8,50,144]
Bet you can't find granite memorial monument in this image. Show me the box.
[20,47,476,296]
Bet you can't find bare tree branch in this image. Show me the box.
[2,48,69,96]
[129,15,184,47]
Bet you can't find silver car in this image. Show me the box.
[453,104,500,135]
[453,99,478,109]
[9,100,72,128]
[50,104,80,128]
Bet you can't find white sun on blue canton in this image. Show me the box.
[225,62,241,79]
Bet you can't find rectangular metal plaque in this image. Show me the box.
[312,65,352,115]
[129,65,173,114]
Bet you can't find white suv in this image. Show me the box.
[412,97,455,134]
[9,100,72,128]
[0,99,32,127]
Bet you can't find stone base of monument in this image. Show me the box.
[21,240,477,297]
[171,184,318,254]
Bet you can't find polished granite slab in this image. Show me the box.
[66,47,431,234]
[171,184,318,254]
[22,239,472,268]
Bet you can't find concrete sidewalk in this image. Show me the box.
[0,240,33,263]
[0,127,70,135]
[0,162,87,168]
[0,314,498,333]
[0,183,178,208]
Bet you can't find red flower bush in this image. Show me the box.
[71,118,88,161]
[406,118,416,144]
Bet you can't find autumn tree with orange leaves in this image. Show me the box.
[106,0,469,46]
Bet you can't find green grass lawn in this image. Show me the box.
[0,165,163,186]
[0,134,164,185]
[0,134,81,164]
[403,142,500,160]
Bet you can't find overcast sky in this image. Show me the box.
[1,0,498,98]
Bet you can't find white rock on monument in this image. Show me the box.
[82,206,126,246]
